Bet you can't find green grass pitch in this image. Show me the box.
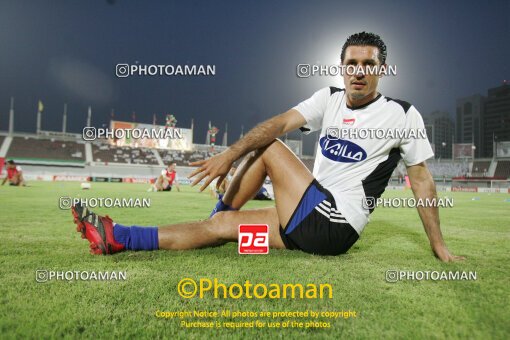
[0,182,508,339]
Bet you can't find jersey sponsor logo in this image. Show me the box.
[342,118,355,125]
[319,135,367,162]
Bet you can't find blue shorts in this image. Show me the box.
[279,179,359,256]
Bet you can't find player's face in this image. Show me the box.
[342,45,383,103]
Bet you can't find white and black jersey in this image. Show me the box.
[294,86,434,235]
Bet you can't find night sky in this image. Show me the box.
[0,0,508,154]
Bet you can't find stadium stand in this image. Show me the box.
[91,141,159,165]
[4,127,503,190]
[471,161,491,176]
[420,160,466,178]
[494,160,510,179]
[7,136,85,163]
[159,149,220,166]
[391,159,467,178]
[194,144,227,153]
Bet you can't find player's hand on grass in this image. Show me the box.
[433,246,466,262]
[188,151,234,191]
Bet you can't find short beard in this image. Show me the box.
[349,92,366,101]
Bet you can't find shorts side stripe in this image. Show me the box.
[330,212,345,218]
[330,217,348,223]
[318,202,331,211]
[314,206,330,219]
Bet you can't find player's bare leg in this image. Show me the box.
[222,139,313,226]
[158,139,314,250]
[220,150,267,208]
[154,175,167,191]
[158,207,284,249]
[12,173,26,186]
[73,203,284,254]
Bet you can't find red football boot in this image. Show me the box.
[71,203,125,255]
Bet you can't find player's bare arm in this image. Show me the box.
[188,109,306,191]
[407,162,466,262]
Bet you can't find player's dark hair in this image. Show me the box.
[341,32,387,65]
[7,160,15,165]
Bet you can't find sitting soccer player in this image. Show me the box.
[148,163,181,192]
[1,160,26,187]
[71,32,464,262]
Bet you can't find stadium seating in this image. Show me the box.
[159,149,221,166]
[471,161,491,176]
[426,161,467,178]
[392,159,467,178]
[91,141,159,165]
[9,133,501,184]
[494,160,510,179]
[7,136,85,162]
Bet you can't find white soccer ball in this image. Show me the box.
[81,182,91,190]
